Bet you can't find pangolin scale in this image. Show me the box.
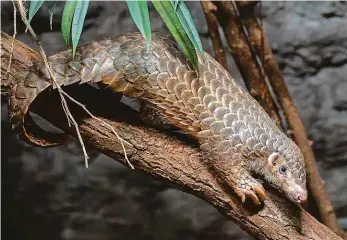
[8,32,307,204]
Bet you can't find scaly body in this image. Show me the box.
[9,32,307,204]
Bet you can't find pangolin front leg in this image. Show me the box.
[202,146,266,204]
[232,167,266,204]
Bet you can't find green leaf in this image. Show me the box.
[28,0,44,25]
[152,1,197,66]
[172,0,181,12]
[46,1,57,31]
[170,0,204,59]
[126,0,151,51]
[61,0,77,46]
[71,0,89,57]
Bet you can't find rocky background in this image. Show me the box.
[1,1,347,239]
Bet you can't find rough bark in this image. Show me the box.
[1,32,343,240]
[200,1,228,70]
[233,2,344,237]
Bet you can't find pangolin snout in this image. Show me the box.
[287,180,307,205]
[294,186,307,204]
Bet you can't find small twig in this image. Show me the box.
[61,93,90,167]
[61,91,134,169]
[14,0,133,169]
[5,0,17,78]
[15,0,90,167]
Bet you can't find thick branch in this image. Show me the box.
[200,1,228,69]
[234,2,344,237]
[1,32,342,240]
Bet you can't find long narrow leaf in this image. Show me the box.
[126,0,151,51]
[71,0,89,57]
[61,0,77,46]
[46,1,57,31]
[28,0,44,25]
[172,0,182,12]
[152,1,197,66]
[170,0,204,58]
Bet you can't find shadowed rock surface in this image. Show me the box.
[1,2,346,239]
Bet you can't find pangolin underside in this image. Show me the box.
[8,32,307,204]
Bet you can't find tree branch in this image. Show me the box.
[1,32,342,240]
[200,1,228,69]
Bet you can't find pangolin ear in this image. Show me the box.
[268,152,281,166]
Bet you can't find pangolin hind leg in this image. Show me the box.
[118,95,174,130]
[138,102,176,130]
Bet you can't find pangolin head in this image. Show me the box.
[264,140,307,204]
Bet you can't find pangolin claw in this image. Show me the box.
[253,185,266,202]
[236,181,266,205]
[240,194,246,203]
[248,190,260,205]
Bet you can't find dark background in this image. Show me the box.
[1,1,347,239]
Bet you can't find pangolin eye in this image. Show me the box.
[279,165,287,174]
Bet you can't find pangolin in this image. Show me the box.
[8,32,307,205]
